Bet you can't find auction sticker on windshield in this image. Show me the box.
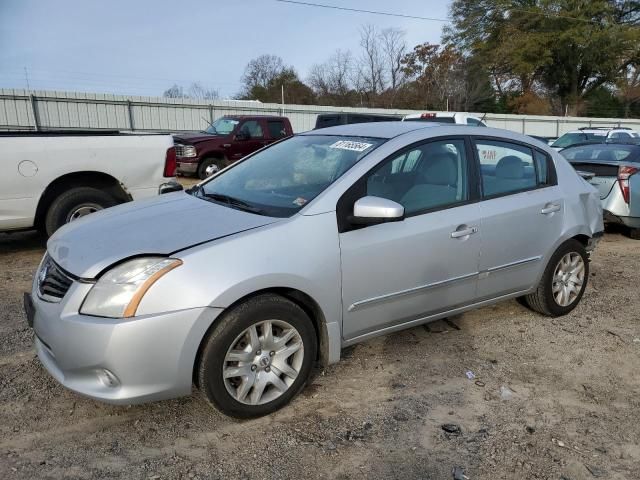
[330,140,374,152]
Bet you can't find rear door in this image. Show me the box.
[473,138,563,299]
[265,119,288,145]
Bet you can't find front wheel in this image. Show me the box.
[197,158,225,179]
[197,294,317,418]
[521,239,589,317]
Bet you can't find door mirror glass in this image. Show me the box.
[351,196,404,225]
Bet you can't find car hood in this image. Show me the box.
[47,192,280,278]
[173,132,226,145]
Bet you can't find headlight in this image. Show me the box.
[80,257,182,318]
[177,144,197,158]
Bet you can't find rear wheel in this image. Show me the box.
[629,228,640,240]
[197,294,317,418]
[44,187,117,237]
[521,239,589,317]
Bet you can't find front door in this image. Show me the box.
[339,138,482,341]
[473,138,564,299]
[228,120,267,161]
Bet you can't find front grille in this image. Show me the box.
[37,255,73,301]
[174,144,186,157]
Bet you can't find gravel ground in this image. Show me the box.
[1,227,639,480]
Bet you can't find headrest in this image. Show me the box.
[595,149,616,161]
[496,156,524,179]
[422,153,457,186]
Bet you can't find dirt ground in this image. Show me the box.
[1,227,639,480]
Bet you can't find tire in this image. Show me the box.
[629,228,640,240]
[45,187,117,237]
[522,239,589,317]
[197,294,317,418]
[197,157,225,179]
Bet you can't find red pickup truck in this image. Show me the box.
[174,115,293,178]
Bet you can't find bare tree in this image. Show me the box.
[380,28,407,91]
[188,82,219,100]
[163,84,186,98]
[241,55,285,93]
[358,25,385,98]
[308,49,354,98]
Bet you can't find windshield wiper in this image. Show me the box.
[202,192,266,215]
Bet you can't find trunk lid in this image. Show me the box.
[569,162,618,199]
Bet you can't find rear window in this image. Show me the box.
[552,132,606,148]
[561,145,635,162]
[404,117,456,124]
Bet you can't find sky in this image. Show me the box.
[0,0,451,98]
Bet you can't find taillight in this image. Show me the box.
[420,112,436,119]
[164,147,177,177]
[618,165,638,204]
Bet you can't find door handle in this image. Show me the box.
[541,203,561,214]
[451,226,478,238]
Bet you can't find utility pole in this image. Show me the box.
[281,84,285,116]
[24,67,31,92]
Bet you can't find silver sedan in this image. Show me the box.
[26,122,603,417]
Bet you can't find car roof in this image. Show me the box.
[302,122,541,145]
[303,121,443,139]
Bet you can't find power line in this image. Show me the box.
[273,0,610,26]
[272,0,450,22]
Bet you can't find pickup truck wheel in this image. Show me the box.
[197,294,317,418]
[197,158,224,179]
[629,228,640,240]
[522,239,589,317]
[45,187,117,236]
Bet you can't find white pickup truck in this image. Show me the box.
[0,131,181,236]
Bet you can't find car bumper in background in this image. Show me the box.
[603,210,640,229]
[28,284,222,405]
[177,160,198,174]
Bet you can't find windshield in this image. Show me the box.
[193,135,384,217]
[561,145,635,162]
[205,118,240,135]
[552,132,606,148]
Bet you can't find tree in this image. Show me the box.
[187,82,219,100]
[163,84,186,98]
[308,50,358,106]
[358,24,386,101]
[242,67,316,105]
[163,83,218,100]
[240,54,285,96]
[446,0,640,115]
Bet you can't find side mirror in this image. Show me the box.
[158,180,184,195]
[350,196,404,225]
[235,131,250,141]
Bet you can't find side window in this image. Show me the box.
[610,131,630,139]
[467,118,480,126]
[534,150,555,185]
[267,120,286,139]
[365,139,468,215]
[239,120,263,139]
[475,140,536,197]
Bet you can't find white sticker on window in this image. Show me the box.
[330,140,373,152]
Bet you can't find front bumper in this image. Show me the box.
[28,282,222,405]
[177,160,198,174]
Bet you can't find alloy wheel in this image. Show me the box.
[223,319,304,405]
[552,252,585,307]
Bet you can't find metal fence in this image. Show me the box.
[2,88,640,137]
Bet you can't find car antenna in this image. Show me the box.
[202,117,216,131]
